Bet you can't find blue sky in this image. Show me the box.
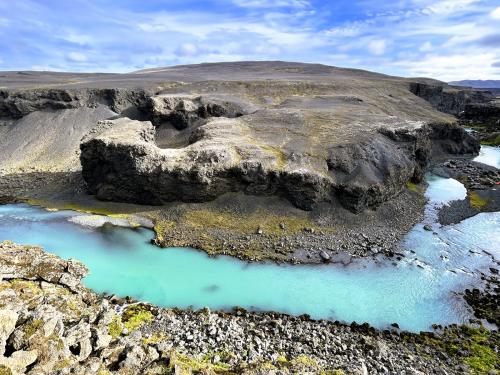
[0,0,499,80]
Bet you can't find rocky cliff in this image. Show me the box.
[409,82,493,116]
[80,117,478,213]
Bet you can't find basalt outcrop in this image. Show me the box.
[81,118,479,212]
[409,82,493,116]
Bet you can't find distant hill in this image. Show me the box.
[449,80,500,89]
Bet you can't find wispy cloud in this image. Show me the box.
[0,0,498,80]
[232,0,310,8]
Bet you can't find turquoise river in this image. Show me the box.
[0,146,498,333]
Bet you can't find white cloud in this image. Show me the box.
[232,0,310,8]
[66,52,88,63]
[395,52,500,81]
[325,24,363,37]
[63,33,93,46]
[421,0,481,15]
[176,43,199,57]
[368,40,387,55]
[491,7,500,20]
[419,41,433,52]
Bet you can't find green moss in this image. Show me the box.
[464,342,497,374]
[108,315,123,339]
[276,355,288,363]
[54,359,71,370]
[469,192,489,210]
[153,220,176,243]
[169,352,234,373]
[290,354,318,367]
[23,318,43,337]
[142,333,165,346]
[48,334,65,350]
[10,280,41,295]
[406,181,418,192]
[122,305,153,332]
[419,326,499,375]
[460,326,499,374]
[97,367,112,375]
[480,135,500,146]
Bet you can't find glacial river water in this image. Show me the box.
[0,147,499,332]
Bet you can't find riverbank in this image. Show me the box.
[0,241,498,375]
[0,168,427,264]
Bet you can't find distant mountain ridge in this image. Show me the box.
[449,80,500,89]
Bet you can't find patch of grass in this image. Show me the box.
[469,192,488,210]
[108,315,123,339]
[122,304,153,332]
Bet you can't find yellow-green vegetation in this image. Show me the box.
[415,326,499,375]
[97,367,112,375]
[276,355,288,363]
[260,144,288,169]
[0,365,13,375]
[153,220,176,243]
[182,208,318,236]
[469,192,489,210]
[480,135,500,146]
[406,181,418,192]
[54,359,71,370]
[122,304,154,332]
[169,351,234,374]
[108,315,123,339]
[290,354,318,367]
[460,326,499,374]
[23,318,43,337]
[48,334,65,350]
[9,279,41,295]
[142,333,165,346]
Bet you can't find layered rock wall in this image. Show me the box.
[81,118,479,213]
[408,82,493,116]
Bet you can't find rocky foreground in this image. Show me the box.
[0,241,498,375]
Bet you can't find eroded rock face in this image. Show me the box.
[147,94,248,129]
[409,82,493,116]
[0,88,150,119]
[81,115,479,212]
